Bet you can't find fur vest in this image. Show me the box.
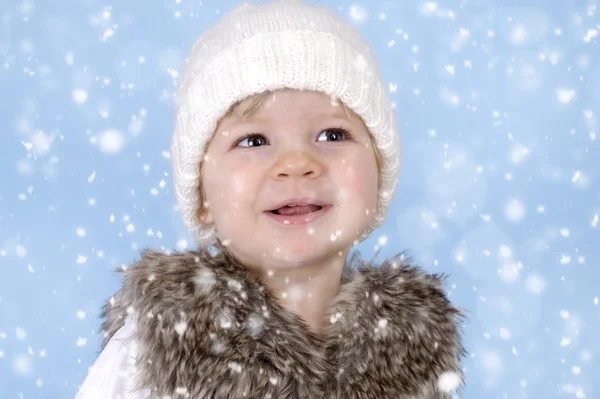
[100,248,466,398]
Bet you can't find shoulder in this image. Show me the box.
[345,251,462,318]
[334,251,467,395]
[99,248,223,349]
[77,315,144,398]
[121,248,221,285]
[112,247,224,297]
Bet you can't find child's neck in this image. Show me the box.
[256,252,349,334]
[277,274,342,333]
[218,244,351,334]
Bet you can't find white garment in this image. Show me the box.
[75,316,147,399]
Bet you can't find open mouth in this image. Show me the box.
[265,203,332,226]
[270,204,324,215]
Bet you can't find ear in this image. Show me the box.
[202,210,214,225]
[197,200,214,226]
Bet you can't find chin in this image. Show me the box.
[275,237,350,261]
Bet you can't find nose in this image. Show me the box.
[269,150,324,181]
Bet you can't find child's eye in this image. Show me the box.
[234,128,352,148]
[316,128,352,142]
[235,134,269,148]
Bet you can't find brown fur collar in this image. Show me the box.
[100,248,466,398]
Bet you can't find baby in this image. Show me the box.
[76,1,465,398]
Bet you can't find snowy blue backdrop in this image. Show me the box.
[1,0,599,397]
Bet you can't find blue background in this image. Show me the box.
[1,0,598,397]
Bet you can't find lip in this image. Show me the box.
[263,205,333,226]
[266,197,332,212]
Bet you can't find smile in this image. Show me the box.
[263,205,332,226]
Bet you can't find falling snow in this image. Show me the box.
[72,89,88,104]
[437,371,461,392]
[1,1,598,398]
[504,198,526,222]
[97,129,125,154]
[76,255,88,264]
[556,88,576,104]
[15,245,27,258]
[15,328,27,340]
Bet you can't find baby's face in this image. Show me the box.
[201,89,378,272]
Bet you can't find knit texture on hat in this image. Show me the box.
[171,0,401,246]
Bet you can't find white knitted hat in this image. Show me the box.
[172,0,401,246]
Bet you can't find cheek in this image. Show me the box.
[336,154,378,206]
[203,161,257,213]
[231,172,251,194]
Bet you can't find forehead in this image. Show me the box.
[229,90,357,124]
[209,90,372,145]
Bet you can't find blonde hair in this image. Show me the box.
[196,90,383,223]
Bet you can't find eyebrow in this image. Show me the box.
[328,107,349,120]
[242,107,350,124]
[215,107,359,147]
